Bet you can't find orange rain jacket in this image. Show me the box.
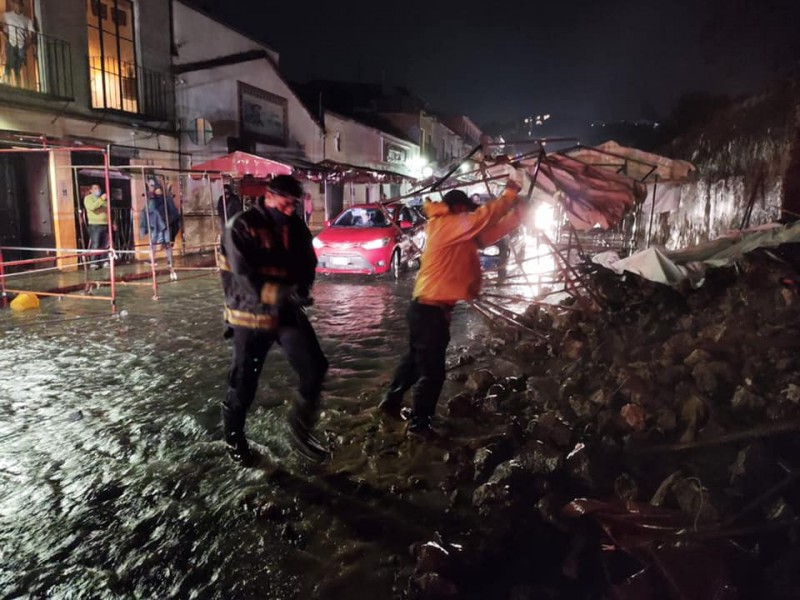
[413,184,521,304]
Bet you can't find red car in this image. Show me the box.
[313,203,426,276]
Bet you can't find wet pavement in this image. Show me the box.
[0,272,489,599]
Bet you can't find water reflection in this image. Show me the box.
[0,273,485,598]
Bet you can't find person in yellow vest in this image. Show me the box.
[83,184,110,269]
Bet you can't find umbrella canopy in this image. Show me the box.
[191,151,293,179]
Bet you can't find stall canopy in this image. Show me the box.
[191,151,293,179]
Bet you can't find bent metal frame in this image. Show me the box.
[0,135,224,310]
[0,136,118,312]
[374,138,651,333]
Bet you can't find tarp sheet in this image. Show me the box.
[519,153,648,231]
[566,140,696,182]
[190,151,293,179]
[641,181,682,215]
[593,220,800,287]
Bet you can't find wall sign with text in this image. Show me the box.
[238,82,288,147]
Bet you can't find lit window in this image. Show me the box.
[87,0,138,112]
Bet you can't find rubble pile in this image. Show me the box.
[403,247,800,599]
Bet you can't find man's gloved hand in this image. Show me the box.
[262,283,315,308]
[223,324,234,339]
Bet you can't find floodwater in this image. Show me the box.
[0,272,490,599]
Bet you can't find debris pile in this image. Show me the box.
[402,246,800,599]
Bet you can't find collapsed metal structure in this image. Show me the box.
[0,134,673,319]
[376,139,663,333]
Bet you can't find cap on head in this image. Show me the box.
[266,175,303,200]
[442,189,477,212]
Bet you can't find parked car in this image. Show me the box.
[313,203,426,277]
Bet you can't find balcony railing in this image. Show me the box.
[89,57,174,122]
[0,24,73,99]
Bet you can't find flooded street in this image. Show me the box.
[0,273,489,599]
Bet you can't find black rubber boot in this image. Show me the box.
[378,389,405,420]
[287,415,330,462]
[406,413,444,442]
[225,430,256,466]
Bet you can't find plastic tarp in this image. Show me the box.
[190,151,293,179]
[593,220,800,287]
[519,153,648,231]
[641,181,682,215]
[566,140,696,182]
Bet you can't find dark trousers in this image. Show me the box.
[223,310,329,438]
[87,224,109,250]
[386,301,451,423]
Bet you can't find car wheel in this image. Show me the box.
[390,249,402,279]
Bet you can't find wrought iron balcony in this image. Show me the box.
[0,24,73,99]
[89,57,174,122]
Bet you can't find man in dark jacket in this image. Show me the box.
[219,175,329,464]
[217,184,242,227]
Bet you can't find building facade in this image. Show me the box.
[171,0,326,241]
[0,0,178,266]
[381,111,465,174]
[322,110,418,217]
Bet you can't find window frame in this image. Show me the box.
[87,0,140,113]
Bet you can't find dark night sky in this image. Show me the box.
[190,0,800,127]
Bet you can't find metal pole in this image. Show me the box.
[72,165,92,282]
[141,167,159,300]
[159,174,177,280]
[103,145,117,313]
[0,246,6,307]
[207,175,222,270]
[646,175,658,248]
[178,171,186,257]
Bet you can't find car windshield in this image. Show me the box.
[332,208,388,227]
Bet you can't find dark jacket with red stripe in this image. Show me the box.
[218,205,317,330]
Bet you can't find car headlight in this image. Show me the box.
[312,237,324,249]
[361,238,390,250]
[482,245,500,256]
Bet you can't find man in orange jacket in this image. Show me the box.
[380,173,527,437]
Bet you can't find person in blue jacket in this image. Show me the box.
[140,178,180,270]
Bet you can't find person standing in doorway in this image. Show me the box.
[139,178,180,271]
[83,184,110,269]
[219,175,329,465]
